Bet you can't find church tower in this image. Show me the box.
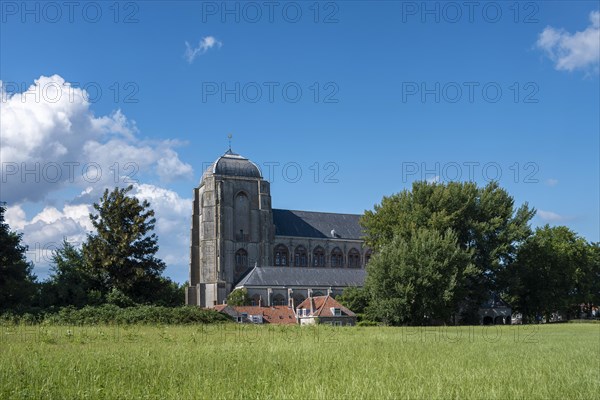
[186,150,274,307]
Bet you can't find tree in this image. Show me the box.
[506,225,589,321]
[361,181,535,321]
[41,239,96,308]
[0,203,37,310]
[227,288,250,306]
[82,186,167,304]
[149,278,185,307]
[586,243,600,310]
[337,286,370,315]
[365,228,476,325]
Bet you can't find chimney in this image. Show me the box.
[258,295,262,308]
[309,296,314,315]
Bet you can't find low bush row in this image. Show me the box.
[0,305,232,325]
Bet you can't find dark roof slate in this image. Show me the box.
[272,209,363,239]
[236,266,366,288]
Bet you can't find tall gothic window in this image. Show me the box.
[235,249,248,278]
[312,246,325,267]
[294,246,308,267]
[348,248,361,268]
[274,244,289,266]
[331,247,343,267]
[233,192,250,242]
[272,294,286,306]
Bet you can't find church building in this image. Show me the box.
[186,149,370,308]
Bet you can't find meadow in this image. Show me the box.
[0,323,598,399]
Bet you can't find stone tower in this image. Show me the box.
[186,150,274,307]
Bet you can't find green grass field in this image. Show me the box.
[1,323,598,399]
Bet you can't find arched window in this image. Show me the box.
[272,294,286,306]
[274,244,289,266]
[331,247,343,267]
[331,247,344,268]
[364,249,372,267]
[313,246,325,267]
[294,246,308,267]
[251,294,261,306]
[312,291,324,297]
[234,192,250,242]
[348,248,361,268]
[234,249,248,278]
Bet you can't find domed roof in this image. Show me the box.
[203,150,262,181]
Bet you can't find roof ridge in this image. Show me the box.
[314,294,328,317]
[273,208,362,217]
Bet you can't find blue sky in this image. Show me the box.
[1,1,599,283]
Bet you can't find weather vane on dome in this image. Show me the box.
[227,133,232,152]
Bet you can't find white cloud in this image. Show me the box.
[538,209,569,222]
[5,205,27,230]
[536,10,600,72]
[131,183,191,236]
[0,75,193,204]
[156,148,194,182]
[1,75,194,282]
[15,203,94,275]
[184,36,222,64]
[545,178,559,187]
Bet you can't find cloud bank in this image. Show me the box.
[1,75,193,281]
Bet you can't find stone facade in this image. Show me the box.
[186,150,368,308]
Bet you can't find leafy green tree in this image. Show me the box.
[226,288,250,306]
[106,287,136,307]
[507,225,589,321]
[41,239,96,308]
[587,243,600,310]
[361,181,535,321]
[0,204,37,310]
[83,186,167,304]
[149,278,185,307]
[365,228,476,325]
[337,286,370,315]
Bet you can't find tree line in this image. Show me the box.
[1,186,185,314]
[2,181,598,325]
[339,181,599,325]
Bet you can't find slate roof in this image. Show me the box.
[272,209,363,239]
[296,295,356,318]
[236,266,366,288]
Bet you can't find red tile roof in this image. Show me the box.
[296,295,356,317]
[231,305,297,325]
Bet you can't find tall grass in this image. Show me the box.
[0,324,597,399]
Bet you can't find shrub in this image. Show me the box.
[2,305,231,325]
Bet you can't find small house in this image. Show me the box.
[296,295,356,326]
